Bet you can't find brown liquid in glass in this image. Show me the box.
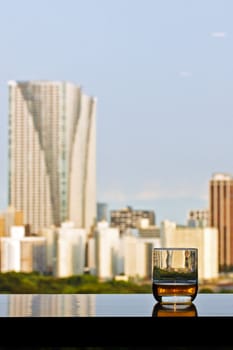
[152,282,198,303]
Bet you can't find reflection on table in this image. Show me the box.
[152,302,198,317]
[1,293,233,317]
[0,294,96,317]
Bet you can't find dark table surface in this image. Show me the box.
[1,293,233,347]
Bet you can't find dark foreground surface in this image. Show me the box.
[0,293,232,347]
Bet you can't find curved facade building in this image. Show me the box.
[8,80,96,234]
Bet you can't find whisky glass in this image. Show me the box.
[152,247,198,304]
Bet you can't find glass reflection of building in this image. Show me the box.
[7,294,96,316]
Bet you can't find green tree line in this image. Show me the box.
[0,272,152,294]
[0,271,228,293]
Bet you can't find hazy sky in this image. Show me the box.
[0,0,232,225]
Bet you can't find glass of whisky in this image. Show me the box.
[152,247,198,304]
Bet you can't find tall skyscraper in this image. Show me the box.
[209,173,233,272]
[8,80,96,234]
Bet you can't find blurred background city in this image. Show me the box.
[0,0,233,292]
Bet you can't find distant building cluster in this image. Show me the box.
[3,80,233,282]
[0,204,218,283]
[110,206,155,234]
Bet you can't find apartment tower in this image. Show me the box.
[8,80,96,234]
[209,173,233,271]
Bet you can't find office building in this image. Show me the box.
[97,202,108,222]
[121,231,158,280]
[0,225,46,273]
[94,221,120,280]
[209,173,233,271]
[160,220,219,282]
[93,221,160,280]
[0,216,5,237]
[41,226,57,275]
[187,209,209,228]
[56,221,87,277]
[110,206,155,234]
[8,80,96,235]
[0,206,24,236]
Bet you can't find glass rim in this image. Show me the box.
[153,247,198,251]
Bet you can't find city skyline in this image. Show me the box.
[0,0,233,225]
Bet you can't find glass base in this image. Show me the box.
[160,296,192,304]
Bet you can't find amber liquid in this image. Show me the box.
[152,282,198,303]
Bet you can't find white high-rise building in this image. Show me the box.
[0,237,21,272]
[0,226,46,273]
[20,236,46,273]
[8,80,97,234]
[56,221,87,277]
[41,226,57,275]
[94,221,120,280]
[120,231,159,279]
[160,220,219,282]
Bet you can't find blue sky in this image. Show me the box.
[0,0,233,225]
